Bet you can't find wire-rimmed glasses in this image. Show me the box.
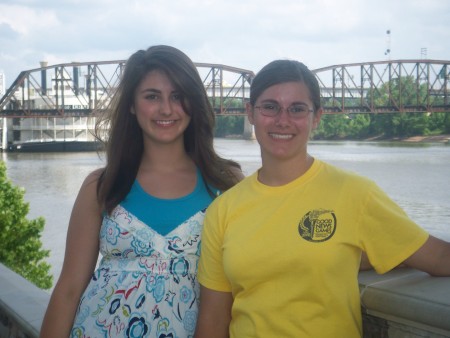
[254,102,313,119]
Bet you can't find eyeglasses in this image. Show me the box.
[254,103,313,119]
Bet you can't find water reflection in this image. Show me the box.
[2,139,450,288]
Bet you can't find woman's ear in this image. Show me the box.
[312,108,323,129]
[130,106,136,115]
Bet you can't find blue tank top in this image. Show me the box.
[120,170,217,236]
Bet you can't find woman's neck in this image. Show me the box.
[137,142,197,199]
[140,141,194,172]
[258,154,314,187]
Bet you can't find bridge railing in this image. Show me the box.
[314,60,450,114]
[1,60,450,118]
[0,61,254,118]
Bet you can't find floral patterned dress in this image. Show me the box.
[70,204,204,338]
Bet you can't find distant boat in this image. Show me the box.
[7,140,103,153]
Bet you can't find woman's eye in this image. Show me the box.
[290,106,306,113]
[263,104,277,111]
[145,94,159,100]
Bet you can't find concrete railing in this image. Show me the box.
[360,268,450,337]
[1,262,449,337]
[0,263,49,338]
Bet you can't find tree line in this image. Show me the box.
[214,75,450,139]
[215,112,450,140]
[315,75,450,140]
[314,112,450,140]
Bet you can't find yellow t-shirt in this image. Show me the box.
[198,159,428,338]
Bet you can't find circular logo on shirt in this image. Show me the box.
[298,209,336,242]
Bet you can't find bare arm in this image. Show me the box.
[39,170,103,337]
[194,285,233,338]
[404,235,450,276]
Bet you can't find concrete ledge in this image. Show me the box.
[1,263,450,337]
[0,263,49,338]
[359,268,450,337]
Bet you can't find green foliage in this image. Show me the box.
[209,98,246,111]
[431,113,450,134]
[314,114,348,139]
[215,115,245,137]
[314,114,372,140]
[367,75,429,108]
[223,98,246,109]
[315,76,450,140]
[0,161,52,289]
[314,111,448,140]
[209,98,246,137]
[445,114,450,134]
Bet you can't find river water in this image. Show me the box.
[2,138,450,288]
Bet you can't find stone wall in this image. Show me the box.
[1,263,449,337]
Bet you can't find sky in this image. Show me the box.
[0,0,449,89]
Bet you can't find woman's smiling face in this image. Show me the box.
[132,69,191,147]
[247,81,322,163]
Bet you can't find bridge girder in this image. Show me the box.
[0,59,449,118]
[314,59,450,114]
[0,61,255,118]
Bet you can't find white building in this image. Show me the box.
[1,69,104,151]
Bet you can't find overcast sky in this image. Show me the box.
[1,0,449,89]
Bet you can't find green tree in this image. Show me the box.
[347,114,371,139]
[444,114,450,134]
[427,112,450,134]
[215,115,244,137]
[364,75,446,138]
[0,161,52,289]
[314,114,350,140]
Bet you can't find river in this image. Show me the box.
[2,138,450,289]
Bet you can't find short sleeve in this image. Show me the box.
[359,181,429,274]
[198,198,232,292]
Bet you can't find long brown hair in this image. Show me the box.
[95,45,241,214]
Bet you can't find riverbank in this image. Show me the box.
[325,134,450,144]
[397,134,450,143]
[227,134,450,144]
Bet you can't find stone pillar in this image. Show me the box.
[4,118,13,148]
[243,117,255,140]
[1,118,6,150]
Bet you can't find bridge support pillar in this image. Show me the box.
[1,118,12,151]
[1,118,5,150]
[243,117,255,140]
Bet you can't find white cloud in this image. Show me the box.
[0,0,449,87]
[0,4,59,36]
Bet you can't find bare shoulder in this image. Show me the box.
[75,168,104,208]
[80,168,104,188]
[85,168,103,182]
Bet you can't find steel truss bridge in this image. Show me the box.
[0,59,449,118]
